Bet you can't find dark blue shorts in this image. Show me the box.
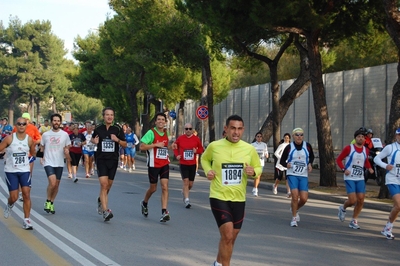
[5,172,31,191]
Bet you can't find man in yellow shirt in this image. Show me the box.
[201,114,261,266]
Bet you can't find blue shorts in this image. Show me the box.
[5,172,31,191]
[387,184,400,197]
[345,180,366,194]
[83,150,95,157]
[288,175,308,192]
[44,166,64,180]
[124,147,136,157]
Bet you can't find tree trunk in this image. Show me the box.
[204,54,215,143]
[259,35,310,143]
[177,100,185,137]
[383,0,400,142]
[126,83,140,137]
[8,90,19,125]
[196,61,209,144]
[307,30,337,187]
[34,97,41,124]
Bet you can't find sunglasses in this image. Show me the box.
[185,128,192,130]
[295,133,304,137]
[16,122,27,126]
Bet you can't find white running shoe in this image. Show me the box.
[132,164,135,170]
[286,192,291,198]
[338,205,346,222]
[290,207,300,222]
[349,219,360,229]
[129,168,133,173]
[23,219,33,230]
[73,176,78,183]
[290,217,298,227]
[4,204,13,219]
[273,184,278,195]
[184,199,191,209]
[381,224,395,240]
[252,188,258,197]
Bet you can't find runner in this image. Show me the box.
[82,124,96,178]
[69,126,86,182]
[279,128,315,227]
[40,113,71,214]
[140,112,172,222]
[124,127,140,172]
[251,132,268,196]
[1,117,36,229]
[173,123,204,208]
[92,107,126,222]
[336,128,373,229]
[119,123,128,169]
[274,133,292,197]
[39,119,51,135]
[201,114,261,266]
[374,127,400,240]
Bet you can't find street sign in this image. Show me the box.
[196,105,208,120]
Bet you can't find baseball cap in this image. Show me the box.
[22,113,31,120]
[396,128,400,135]
[292,128,304,134]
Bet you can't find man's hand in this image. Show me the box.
[244,163,255,176]
[207,170,216,180]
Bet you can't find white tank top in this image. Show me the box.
[4,133,30,173]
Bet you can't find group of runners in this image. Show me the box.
[3,110,400,266]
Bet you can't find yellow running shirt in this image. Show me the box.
[201,138,262,202]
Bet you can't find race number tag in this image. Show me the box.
[156,148,168,159]
[101,139,115,152]
[221,163,243,185]
[86,143,95,151]
[292,161,306,175]
[73,139,81,147]
[127,142,133,148]
[256,149,264,160]
[13,152,28,167]
[351,165,363,177]
[183,149,194,160]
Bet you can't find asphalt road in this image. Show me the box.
[0,159,399,266]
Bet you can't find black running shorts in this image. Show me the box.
[209,198,245,229]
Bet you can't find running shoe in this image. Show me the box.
[97,199,102,215]
[273,184,278,195]
[196,172,200,176]
[252,188,258,197]
[73,176,78,183]
[132,164,135,170]
[338,205,346,222]
[160,210,170,222]
[68,173,72,178]
[141,200,148,217]
[4,204,13,219]
[349,219,360,229]
[44,201,51,213]
[90,169,95,175]
[290,217,298,227]
[381,224,395,240]
[19,192,23,202]
[184,199,191,209]
[290,207,300,222]
[50,203,55,214]
[86,174,90,178]
[23,219,33,230]
[286,192,292,198]
[129,168,133,173]
[103,209,114,221]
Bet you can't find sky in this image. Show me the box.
[1,0,113,60]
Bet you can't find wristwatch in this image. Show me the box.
[342,168,345,172]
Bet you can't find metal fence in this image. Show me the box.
[180,63,397,152]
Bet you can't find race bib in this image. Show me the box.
[73,139,81,147]
[256,149,264,160]
[292,161,307,175]
[183,149,194,160]
[351,165,363,177]
[221,163,243,185]
[13,152,28,167]
[127,142,133,148]
[156,148,168,159]
[86,144,95,151]
[101,139,115,152]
